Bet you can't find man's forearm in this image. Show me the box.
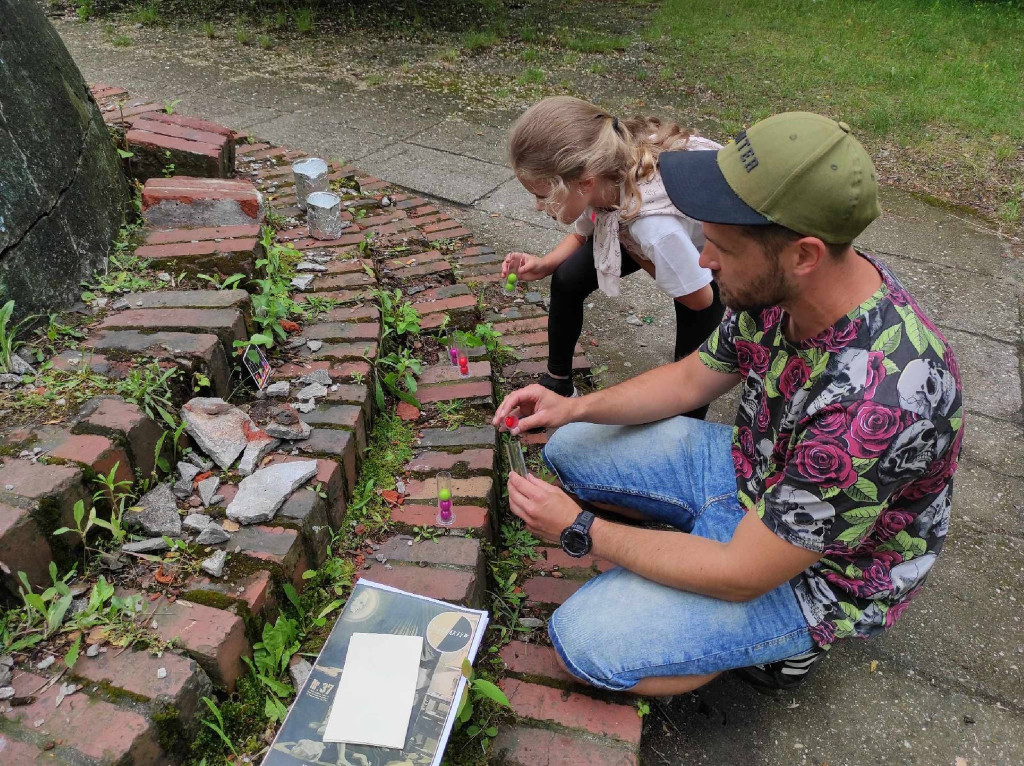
[590,518,754,601]
[571,355,739,426]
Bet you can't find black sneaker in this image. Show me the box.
[732,647,828,693]
[537,373,577,398]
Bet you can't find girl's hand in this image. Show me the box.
[502,252,551,281]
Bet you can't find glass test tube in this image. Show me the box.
[436,471,454,526]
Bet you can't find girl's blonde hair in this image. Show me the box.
[509,96,695,219]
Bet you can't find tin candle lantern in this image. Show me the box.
[306,191,347,240]
[292,157,329,212]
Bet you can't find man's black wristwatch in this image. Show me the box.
[560,510,595,558]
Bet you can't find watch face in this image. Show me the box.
[561,528,590,557]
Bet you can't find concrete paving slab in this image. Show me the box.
[357,143,515,204]
[410,116,511,165]
[877,251,1020,343]
[170,93,283,134]
[960,413,1024,479]
[948,460,1024,537]
[942,328,1021,422]
[642,655,1024,766]
[247,108,398,162]
[858,188,1011,277]
[477,176,566,231]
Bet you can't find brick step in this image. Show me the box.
[72,397,166,479]
[417,379,494,406]
[122,288,252,320]
[301,321,381,342]
[100,97,163,129]
[523,575,584,608]
[499,678,643,748]
[515,343,584,361]
[142,176,264,230]
[507,357,592,379]
[419,360,490,386]
[389,504,492,540]
[532,546,613,579]
[415,426,496,452]
[403,475,494,507]
[80,329,231,399]
[135,230,263,278]
[491,724,639,766]
[127,113,234,181]
[140,595,251,691]
[2,670,168,763]
[485,304,549,325]
[0,458,88,586]
[97,307,249,361]
[72,646,212,730]
[404,447,495,478]
[358,534,486,608]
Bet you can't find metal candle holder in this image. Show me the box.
[291,157,329,211]
[306,191,347,240]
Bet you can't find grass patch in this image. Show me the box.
[650,0,1024,144]
[563,30,631,53]
[463,29,502,51]
[517,67,546,85]
[132,1,161,25]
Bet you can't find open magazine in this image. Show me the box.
[263,579,489,766]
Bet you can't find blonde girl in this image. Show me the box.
[504,96,724,415]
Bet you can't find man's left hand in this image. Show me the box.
[507,471,580,543]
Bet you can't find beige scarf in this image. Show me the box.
[591,135,721,298]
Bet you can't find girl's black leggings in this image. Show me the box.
[547,236,725,420]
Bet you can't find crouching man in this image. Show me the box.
[493,112,962,695]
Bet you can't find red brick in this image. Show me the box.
[383,249,446,269]
[74,397,164,478]
[142,176,263,226]
[404,476,493,503]
[323,305,380,323]
[231,525,309,588]
[521,430,551,446]
[142,111,233,140]
[132,117,229,148]
[307,340,378,362]
[404,284,472,303]
[536,546,613,574]
[404,448,494,475]
[238,142,271,155]
[499,679,642,745]
[292,233,366,249]
[390,504,490,539]
[359,561,481,606]
[73,647,210,720]
[510,358,590,377]
[98,307,248,353]
[418,380,493,404]
[397,402,420,421]
[426,227,471,241]
[151,597,251,689]
[49,434,132,486]
[0,502,54,594]
[377,534,483,568]
[407,212,447,227]
[392,260,451,279]
[247,145,288,160]
[301,403,366,451]
[412,294,477,316]
[494,316,548,334]
[395,196,429,209]
[362,180,389,191]
[523,576,582,606]
[0,734,49,763]
[504,330,549,347]
[145,223,260,244]
[422,218,464,234]
[295,288,371,305]
[517,343,583,360]
[419,361,490,385]
[295,429,357,491]
[461,245,495,256]
[500,641,575,684]
[127,129,222,158]
[3,671,164,762]
[492,724,638,766]
[466,272,505,285]
[296,322,380,342]
[322,257,374,274]
[313,271,376,291]
[135,236,258,260]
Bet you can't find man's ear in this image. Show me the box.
[790,236,829,277]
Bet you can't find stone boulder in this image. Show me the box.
[0,0,129,320]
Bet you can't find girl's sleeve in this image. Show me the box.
[574,208,595,237]
[628,215,713,298]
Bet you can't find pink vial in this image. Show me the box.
[448,346,459,365]
[436,471,455,527]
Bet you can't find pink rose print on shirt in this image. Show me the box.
[823,319,862,352]
[884,598,912,627]
[793,435,858,489]
[845,400,904,458]
[738,425,755,457]
[810,620,837,646]
[756,395,772,430]
[875,508,915,541]
[761,305,783,328]
[732,444,754,480]
[816,404,849,438]
[735,339,771,376]
[779,356,812,398]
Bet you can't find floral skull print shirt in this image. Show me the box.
[698,254,963,647]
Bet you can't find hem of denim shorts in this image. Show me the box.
[620,626,814,681]
[548,618,639,692]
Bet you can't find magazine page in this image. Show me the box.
[263,579,489,766]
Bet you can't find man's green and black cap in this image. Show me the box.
[661,112,881,243]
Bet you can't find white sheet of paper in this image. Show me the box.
[323,632,423,749]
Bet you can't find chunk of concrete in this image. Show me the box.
[129,483,181,537]
[226,460,318,525]
[180,397,251,469]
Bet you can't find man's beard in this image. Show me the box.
[717,266,794,313]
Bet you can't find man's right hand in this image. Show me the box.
[502,252,551,281]
[492,384,576,433]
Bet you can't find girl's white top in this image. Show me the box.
[574,135,721,299]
